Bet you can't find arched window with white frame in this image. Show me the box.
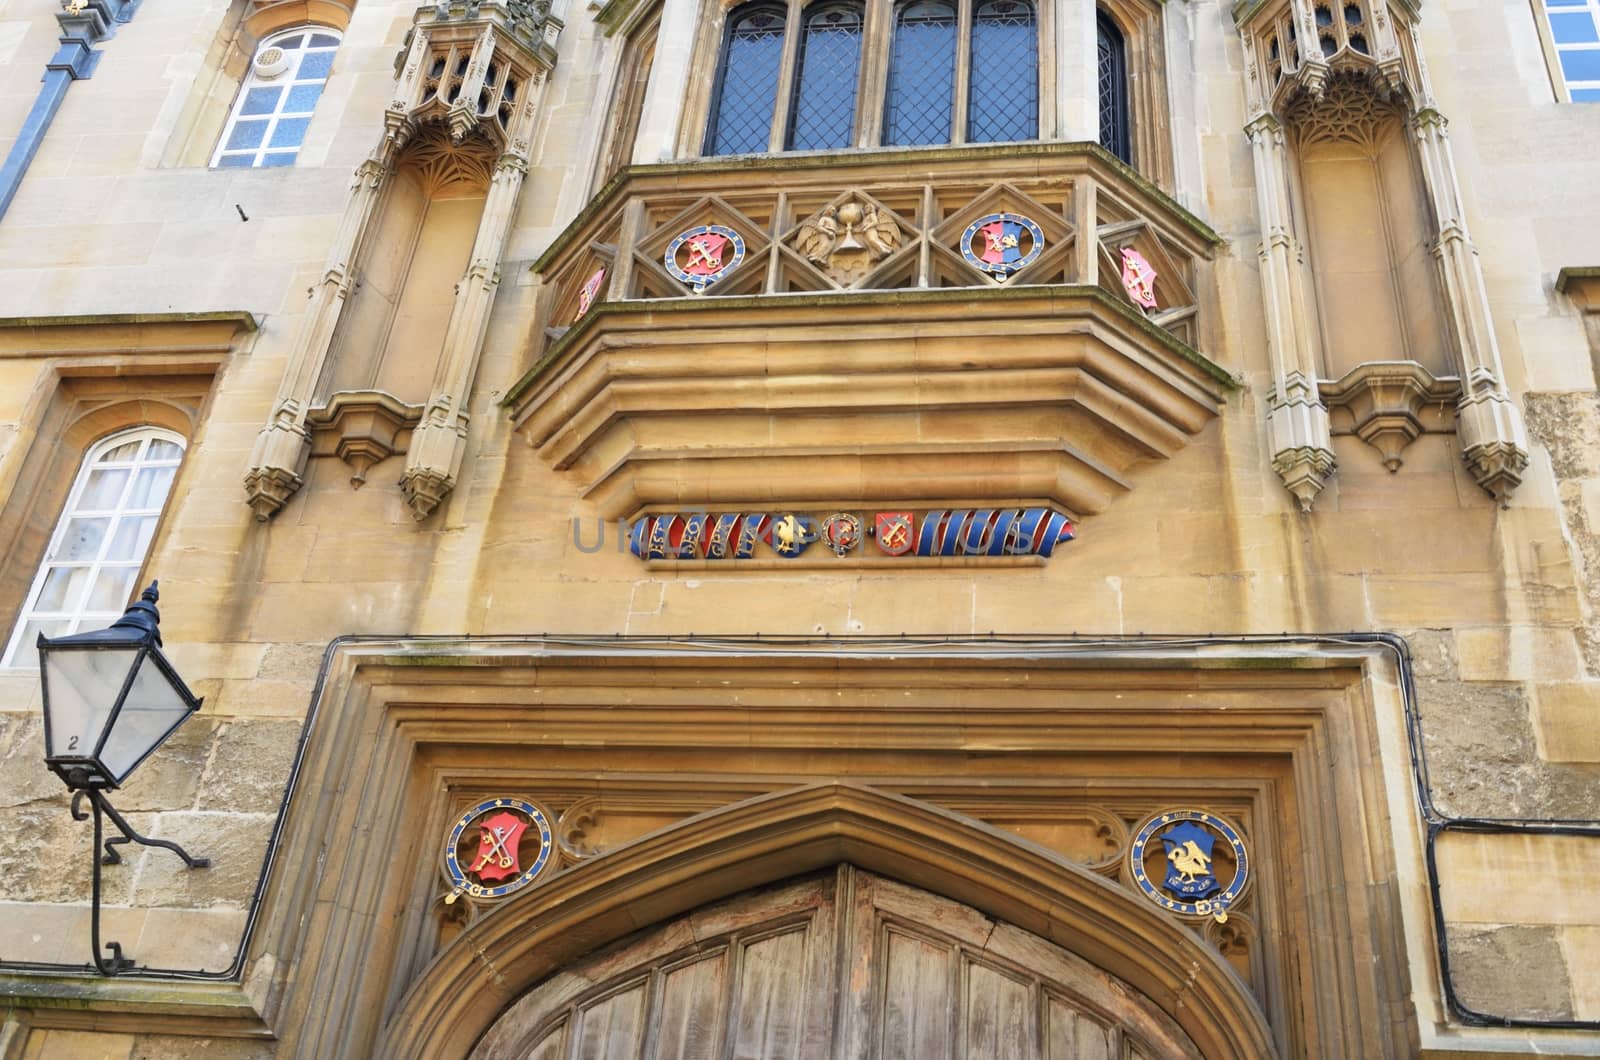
[212,27,342,168]
[2,428,186,668]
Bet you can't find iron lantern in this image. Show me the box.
[35,580,210,975]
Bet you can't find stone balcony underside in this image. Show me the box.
[510,288,1233,519]
[510,145,1232,519]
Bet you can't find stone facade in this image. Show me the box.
[0,0,1595,1056]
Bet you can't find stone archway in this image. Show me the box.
[472,866,1201,1059]
[378,784,1275,1059]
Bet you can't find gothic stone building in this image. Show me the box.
[0,0,1597,1056]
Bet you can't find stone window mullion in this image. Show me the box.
[854,0,894,146]
[951,0,974,144]
[769,0,808,150]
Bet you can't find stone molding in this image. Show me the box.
[304,390,424,489]
[509,288,1232,519]
[1232,2,1531,508]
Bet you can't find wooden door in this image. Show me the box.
[472,867,1199,1059]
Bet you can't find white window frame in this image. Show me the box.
[1,427,187,669]
[1534,0,1600,102]
[211,26,343,169]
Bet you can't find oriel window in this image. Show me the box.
[213,27,342,168]
[705,0,1040,154]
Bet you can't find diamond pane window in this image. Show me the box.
[707,5,788,155]
[1544,0,1600,99]
[1097,11,1132,162]
[3,428,186,669]
[968,0,1038,143]
[212,27,341,168]
[787,3,865,150]
[884,0,957,145]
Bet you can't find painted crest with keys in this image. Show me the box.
[442,797,553,905]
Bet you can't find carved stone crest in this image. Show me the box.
[793,193,901,285]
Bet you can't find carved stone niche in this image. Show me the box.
[1320,361,1460,471]
[306,390,424,488]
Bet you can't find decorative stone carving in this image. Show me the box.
[1320,360,1459,471]
[305,391,424,488]
[244,0,562,522]
[792,192,902,286]
[1233,0,1530,508]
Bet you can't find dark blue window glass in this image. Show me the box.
[707,5,787,155]
[788,3,864,149]
[1097,11,1131,163]
[883,0,956,146]
[968,0,1038,143]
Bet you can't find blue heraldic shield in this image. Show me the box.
[1158,821,1221,899]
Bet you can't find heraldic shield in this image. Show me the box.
[1157,820,1220,899]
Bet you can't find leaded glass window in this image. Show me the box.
[1543,0,1600,101]
[968,0,1038,143]
[788,4,866,150]
[884,1,957,146]
[707,5,789,154]
[213,28,341,169]
[2,428,185,668]
[1097,11,1131,163]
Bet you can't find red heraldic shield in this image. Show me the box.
[875,512,914,555]
[469,810,528,882]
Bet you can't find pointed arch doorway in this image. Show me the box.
[472,866,1201,1059]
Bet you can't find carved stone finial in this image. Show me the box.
[244,466,303,522]
[400,466,454,520]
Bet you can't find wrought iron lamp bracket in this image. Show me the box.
[68,788,210,976]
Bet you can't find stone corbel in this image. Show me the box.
[1320,360,1459,471]
[306,390,424,488]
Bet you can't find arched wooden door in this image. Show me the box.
[472,867,1199,1059]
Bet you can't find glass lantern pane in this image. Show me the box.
[58,517,110,561]
[41,646,140,761]
[98,652,196,783]
[79,468,131,511]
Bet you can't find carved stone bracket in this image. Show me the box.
[306,390,424,488]
[1320,360,1460,471]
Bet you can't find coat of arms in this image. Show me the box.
[961,212,1044,278]
[820,512,861,557]
[443,798,553,904]
[665,224,745,291]
[1119,247,1159,309]
[874,512,914,555]
[1127,810,1250,923]
[575,267,606,319]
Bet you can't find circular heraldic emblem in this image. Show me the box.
[1127,809,1250,922]
[664,224,745,290]
[961,212,1044,278]
[443,797,553,904]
